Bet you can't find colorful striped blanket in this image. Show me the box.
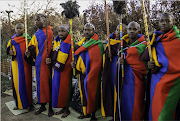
[101,35,120,118]
[26,26,53,103]
[6,33,32,109]
[141,25,180,120]
[74,33,104,115]
[51,34,73,108]
[114,34,148,120]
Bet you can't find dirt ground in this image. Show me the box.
[1,76,61,121]
[1,94,62,121]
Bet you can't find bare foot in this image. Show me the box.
[13,107,18,110]
[90,117,97,121]
[48,109,54,117]
[61,108,70,118]
[55,108,65,115]
[29,104,34,112]
[35,106,46,115]
[77,114,91,119]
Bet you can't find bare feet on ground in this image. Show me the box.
[61,108,70,118]
[35,106,46,115]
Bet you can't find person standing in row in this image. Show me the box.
[6,23,33,111]
[101,23,127,120]
[71,23,104,121]
[51,24,74,118]
[141,12,180,121]
[115,21,148,120]
[24,14,54,117]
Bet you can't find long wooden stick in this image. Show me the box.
[70,19,75,76]
[6,10,13,48]
[24,0,28,50]
[46,17,48,57]
[105,1,112,62]
[142,0,152,61]
[46,15,50,69]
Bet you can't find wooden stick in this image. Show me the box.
[5,10,13,48]
[46,16,48,58]
[142,0,152,61]
[45,13,50,69]
[24,2,28,50]
[105,0,112,62]
[70,19,75,76]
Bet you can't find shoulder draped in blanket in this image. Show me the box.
[6,33,32,109]
[140,26,180,120]
[74,33,104,115]
[114,34,148,120]
[51,34,73,108]
[25,26,53,103]
[101,32,120,118]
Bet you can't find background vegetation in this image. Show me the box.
[1,0,180,59]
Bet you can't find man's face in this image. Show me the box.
[15,25,24,36]
[159,14,174,34]
[35,16,44,29]
[83,25,94,39]
[58,27,69,40]
[127,23,139,39]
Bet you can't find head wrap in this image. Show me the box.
[160,12,174,20]
[59,24,70,32]
[84,23,95,30]
[36,14,46,18]
[35,14,46,22]
[15,23,24,28]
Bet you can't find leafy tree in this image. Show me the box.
[84,2,122,41]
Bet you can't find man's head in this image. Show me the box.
[83,23,95,40]
[35,14,46,29]
[127,21,140,40]
[15,23,24,36]
[116,23,127,40]
[159,12,174,34]
[58,24,69,40]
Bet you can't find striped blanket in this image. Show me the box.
[74,33,104,115]
[6,33,32,109]
[141,25,180,120]
[51,34,73,108]
[101,33,120,118]
[114,34,148,120]
[26,26,53,103]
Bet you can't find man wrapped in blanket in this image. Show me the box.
[6,23,33,111]
[24,14,54,117]
[101,23,127,119]
[140,12,180,120]
[51,24,74,118]
[115,21,148,120]
[71,23,104,121]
